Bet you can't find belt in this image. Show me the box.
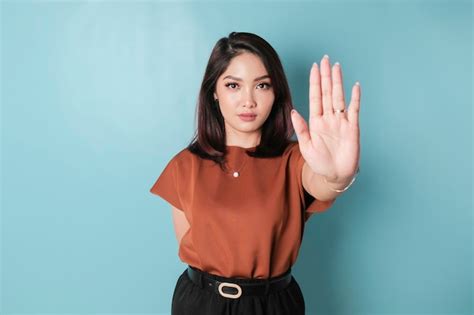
[186,265,292,299]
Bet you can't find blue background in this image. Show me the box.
[1,1,472,314]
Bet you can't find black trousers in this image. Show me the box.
[171,266,305,315]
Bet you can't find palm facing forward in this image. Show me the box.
[290,55,361,183]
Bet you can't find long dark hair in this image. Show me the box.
[187,31,296,170]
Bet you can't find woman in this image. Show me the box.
[150,31,361,315]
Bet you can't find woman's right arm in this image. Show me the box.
[171,206,190,245]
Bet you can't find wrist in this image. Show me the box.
[323,166,360,193]
[325,176,353,189]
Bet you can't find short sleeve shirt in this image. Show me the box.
[150,141,336,279]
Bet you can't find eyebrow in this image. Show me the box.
[222,74,271,82]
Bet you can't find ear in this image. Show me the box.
[213,92,217,100]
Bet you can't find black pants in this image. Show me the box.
[171,266,305,315]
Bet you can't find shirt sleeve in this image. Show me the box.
[289,142,336,219]
[149,155,184,211]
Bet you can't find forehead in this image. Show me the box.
[221,52,268,79]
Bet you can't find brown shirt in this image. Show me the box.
[150,141,336,279]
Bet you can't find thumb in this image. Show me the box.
[291,109,311,146]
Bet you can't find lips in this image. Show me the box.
[238,113,257,122]
[239,113,256,117]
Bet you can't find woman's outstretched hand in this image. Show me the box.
[290,54,361,183]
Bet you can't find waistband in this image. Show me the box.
[186,265,293,299]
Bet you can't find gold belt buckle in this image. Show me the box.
[217,282,242,299]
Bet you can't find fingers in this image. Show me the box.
[320,55,333,115]
[311,55,358,122]
[332,62,346,114]
[348,82,361,127]
[309,63,322,119]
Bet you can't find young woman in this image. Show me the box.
[150,31,361,315]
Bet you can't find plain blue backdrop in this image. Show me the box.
[1,0,472,314]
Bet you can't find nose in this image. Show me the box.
[242,89,257,108]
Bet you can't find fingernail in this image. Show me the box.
[355,81,360,86]
[334,61,340,66]
[291,109,297,114]
[323,54,329,59]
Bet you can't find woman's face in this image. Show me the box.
[213,52,275,145]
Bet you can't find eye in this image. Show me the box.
[257,82,272,89]
[225,82,239,89]
[224,82,272,90]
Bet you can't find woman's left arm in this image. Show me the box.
[302,162,356,201]
[291,54,361,201]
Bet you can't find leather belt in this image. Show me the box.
[186,265,292,299]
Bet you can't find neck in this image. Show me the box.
[226,132,261,148]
